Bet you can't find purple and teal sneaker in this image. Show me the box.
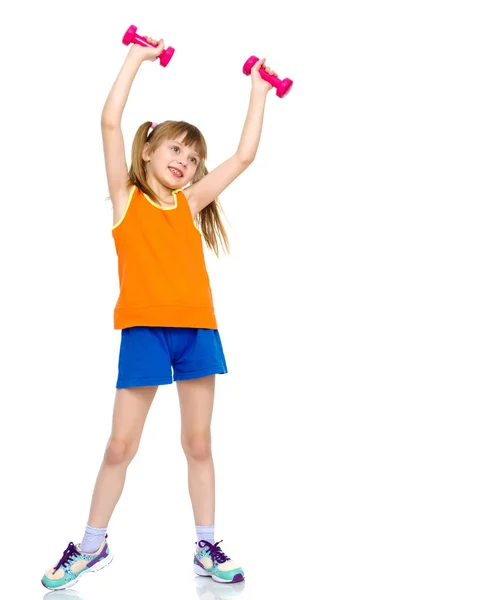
[41,535,113,590]
[194,540,245,583]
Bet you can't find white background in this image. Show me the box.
[1,1,478,599]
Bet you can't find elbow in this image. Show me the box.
[101,120,115,130]
[237,152,255,167]
[101,114,121,130]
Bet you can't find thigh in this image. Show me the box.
[177,375,215,437]
[111,386,158,447]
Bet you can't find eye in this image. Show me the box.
[172,146,179,152]
[190,157,197,164]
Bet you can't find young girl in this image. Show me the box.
[41,32,276,591]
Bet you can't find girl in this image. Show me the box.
[42,32,276,590]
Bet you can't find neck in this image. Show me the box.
[145,175,177,204]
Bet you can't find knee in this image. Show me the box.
[182,432,211,462]
[104,438,137,465]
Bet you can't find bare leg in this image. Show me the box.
[87,386,157,528]
[177,375,215,526]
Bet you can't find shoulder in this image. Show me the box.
[179,185,193,201]
[178,185,200,219]
[111,185,136,227]
[111,184,136,205]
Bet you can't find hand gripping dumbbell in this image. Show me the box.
[122,25,175,67]
[242,56,293,98]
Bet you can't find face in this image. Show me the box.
[144,135,200,188]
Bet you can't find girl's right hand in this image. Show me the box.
[128,35,165,62]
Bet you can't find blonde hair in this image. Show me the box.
[128,120,230,257]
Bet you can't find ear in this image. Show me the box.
[142,142,151,162]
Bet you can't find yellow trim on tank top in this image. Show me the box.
[142,188,202,235]
[112,187,183,231]
[143,188,181,210]
[111,186,136,231]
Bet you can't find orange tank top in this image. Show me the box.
[111,186,217,330]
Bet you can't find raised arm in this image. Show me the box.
[101,38,164,206]
[187,58,276,216]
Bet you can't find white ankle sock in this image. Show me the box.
[80,524,107,553]
[196,525,214,544]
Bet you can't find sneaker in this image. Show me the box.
[194,540,245,583]
[41,535,113,590]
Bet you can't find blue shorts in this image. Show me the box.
[116,326,228,388]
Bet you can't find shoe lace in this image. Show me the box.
[53,542,81,573]
[198,540,230,564]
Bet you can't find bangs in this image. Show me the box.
[154,120,207,160]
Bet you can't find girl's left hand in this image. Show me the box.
[250,58,277,94]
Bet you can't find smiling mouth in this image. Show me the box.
[169,167,183,178]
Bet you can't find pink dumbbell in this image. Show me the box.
[122,25,175,67]
[242,56,293,98]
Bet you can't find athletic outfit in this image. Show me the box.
[113,185,228,387]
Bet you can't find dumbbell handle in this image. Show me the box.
[259,68,278,87]
[243,55,293,98]
[122,25,174,67]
